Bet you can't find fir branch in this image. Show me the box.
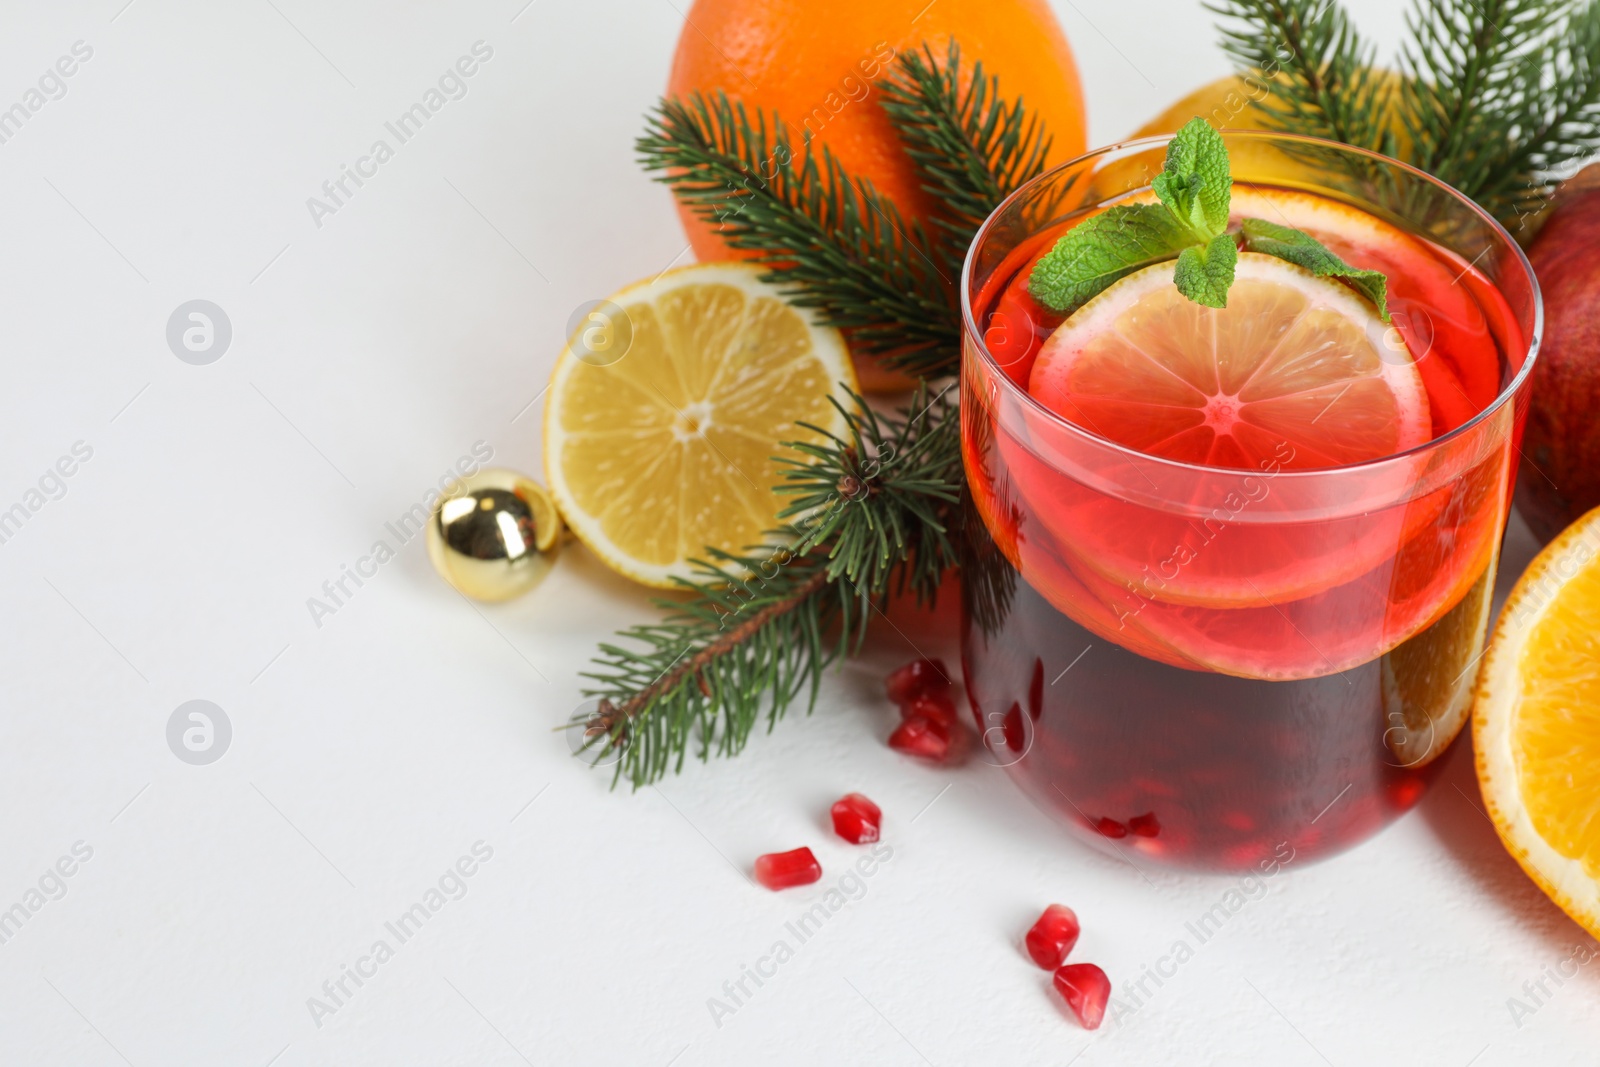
[879,42,1056,277]
[1210,0,1600,230]
[575,388,960,788]
[1433,0,1600,223]
[1206,0,1394,154]
[583,45,1051,787]
[1399,0,1568,209]
[636,92,958,376]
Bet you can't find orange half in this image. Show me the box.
[1475,507,1600,939]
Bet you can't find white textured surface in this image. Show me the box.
[0,2,1595,1064]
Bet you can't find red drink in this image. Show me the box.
[959,134,1541,870]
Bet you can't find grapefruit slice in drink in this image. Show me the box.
[1228,186,1500,431]
[1028,252,1431,469]
[1016,252,1430,615]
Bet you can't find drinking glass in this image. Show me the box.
[959,131,1541,870]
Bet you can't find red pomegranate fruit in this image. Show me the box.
[888,715,950,761]
[1519,165,1600,542]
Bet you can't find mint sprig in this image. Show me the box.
[1027,117,1391,322]
[1174,233,1238,309]
[1152,117,1232,241]
[1238,217,1390,321]
[1024,205,1191,313]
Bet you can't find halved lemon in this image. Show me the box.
[1475,507,1600,939]
[544,264,856,588]
[1028,252,1431,470]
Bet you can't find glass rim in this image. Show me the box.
[959,128,1545,479]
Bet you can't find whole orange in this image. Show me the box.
[666,0,1087,387]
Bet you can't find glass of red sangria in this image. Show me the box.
[959,129,1541,871]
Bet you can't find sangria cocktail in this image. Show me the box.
[960,130,1540,870]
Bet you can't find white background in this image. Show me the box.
[0,1,1593,1064]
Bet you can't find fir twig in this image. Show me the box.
[636,92,958,376]
[1210,0,1600,231]
[576,388,960,788]
[582,44,1049,787]
[1409,0,1600,224]
[1206,0,1395,155]
[880,42,1056,277]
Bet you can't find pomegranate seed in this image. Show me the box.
[886,658,950,704]
[903,690,957,729]
[753,847,822,890]
[1128,812,1161,838]
[1387,776,1426,808]
[830,793,882,844]
[888,715,949,761]
[1093,816,1128,839]
[1024,904,1080,969]
[1053,963,1111,1030]
[1002,702,1026,752]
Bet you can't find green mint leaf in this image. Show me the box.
[1152,117,1232,240]
[1028,119,1251,317]
[1151,170,1205,235]
[1240,217,1391,322]
[1027,204,1194,314]
[1172,233,1238,309]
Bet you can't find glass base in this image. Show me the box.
[958,520,1487,872]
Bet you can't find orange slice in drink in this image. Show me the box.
[1381,557,1497,767]
[1029,252,1431,469]
[1010,252,1432,642]
[1229,186,1499,432]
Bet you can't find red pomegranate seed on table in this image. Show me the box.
[830,793,882,844]
[753,847,822,890]
[888,715,950,761]
[1024,904,1081,970]
[886,657,950,705]
[903,690,958,729]
[1053,963,1111,1030]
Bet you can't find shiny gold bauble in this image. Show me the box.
[426,468,561,601]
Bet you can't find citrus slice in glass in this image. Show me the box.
[1381,555,1497,766]
[1028,252,1430,470]
[1228,186,1500,429]
[1010,252,1430,621]
[1475,506,1600,940]
[544,263,855,588]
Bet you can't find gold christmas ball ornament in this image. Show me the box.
[426,468,562,601]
